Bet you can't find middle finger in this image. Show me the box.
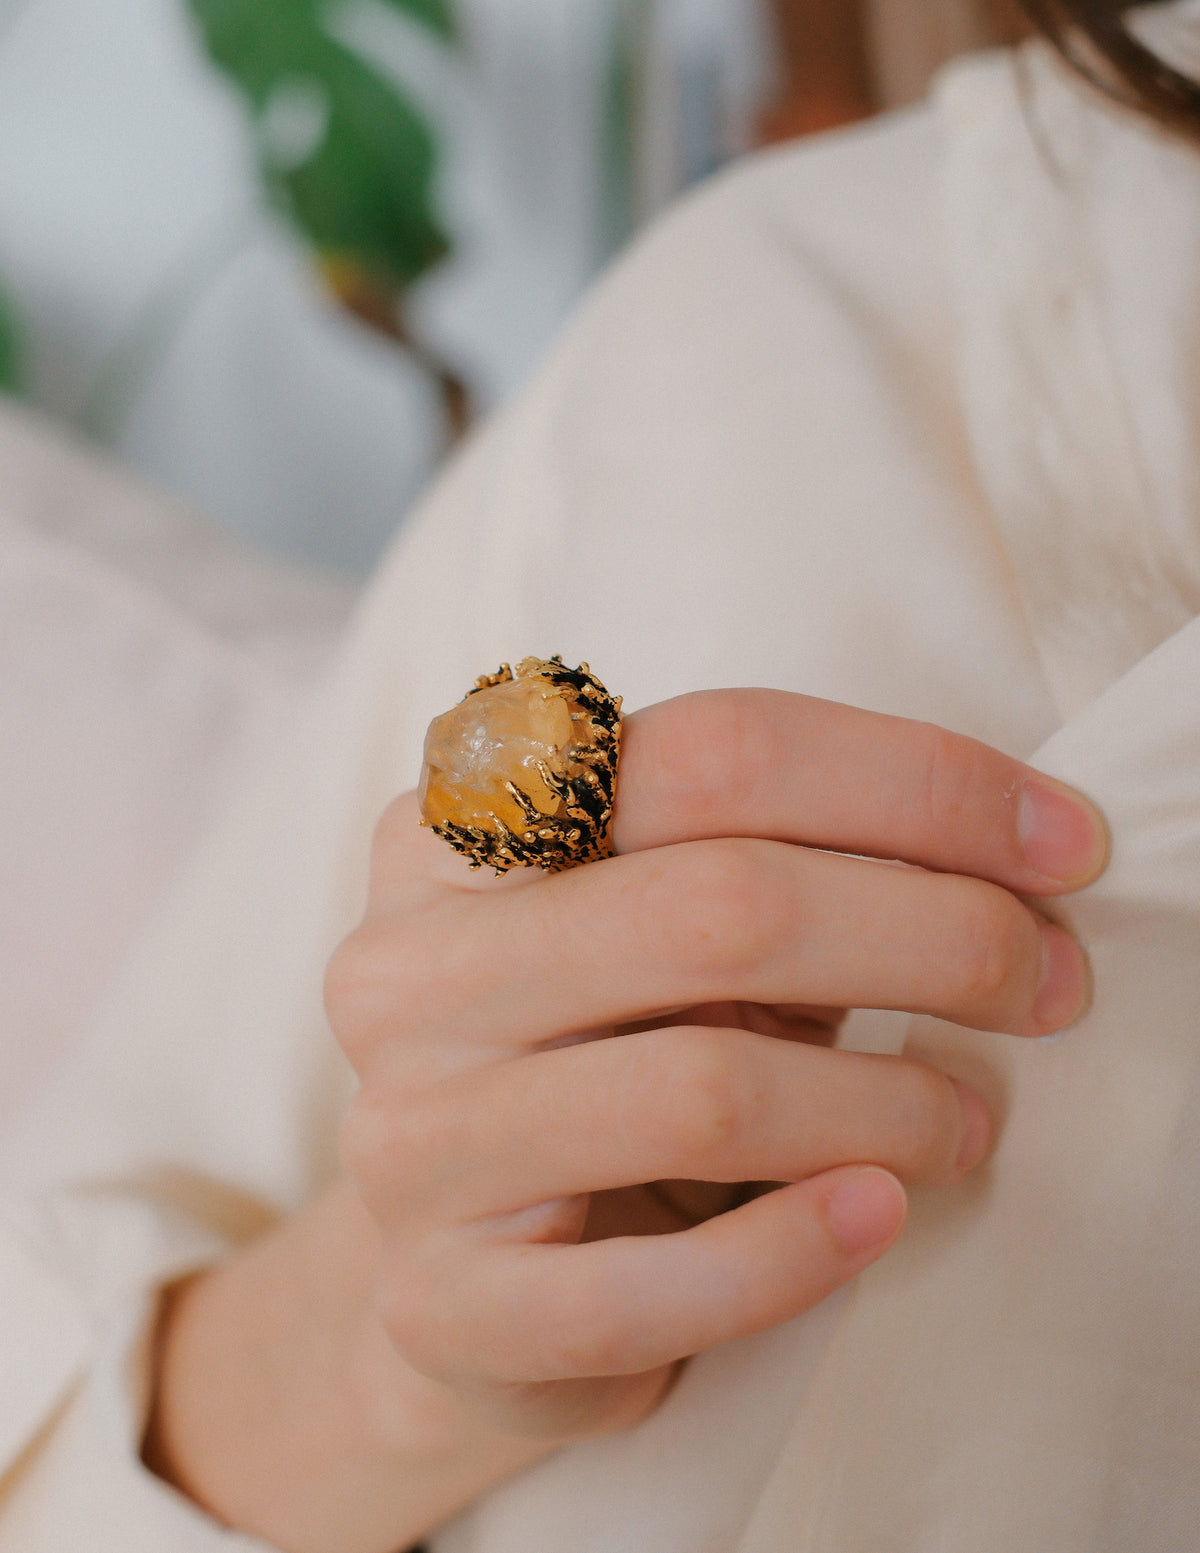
[341,835,1085,1071]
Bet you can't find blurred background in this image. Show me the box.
[0,0,1027,577]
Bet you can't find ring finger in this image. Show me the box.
[343,1024,989,1225]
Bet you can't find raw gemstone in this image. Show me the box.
[419,671,581,835]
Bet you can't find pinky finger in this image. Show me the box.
[473,1167,907,1385]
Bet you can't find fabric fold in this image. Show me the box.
[0,1228,88,1481]
[737,610,1200,1552]
[938,42,1200,720]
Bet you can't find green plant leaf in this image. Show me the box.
[187,0,452,294]
[601,0,642,255]
[0,281,21,393]
[375,0,456,42]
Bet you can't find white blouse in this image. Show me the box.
[1,25,1199,1551]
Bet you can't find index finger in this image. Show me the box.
[614,690,1107,895]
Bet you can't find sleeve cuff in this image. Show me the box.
[0,1223,274,1550]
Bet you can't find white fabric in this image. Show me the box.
[0,399,352,1125]
[0,401,349,1543]
[1,26,1199,1550]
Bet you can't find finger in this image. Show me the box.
[342,1027,988,1224]
[368,790,528,906]
[615,690,1108,893]
[332,836,1085,1073]
[369,693,1107,911]
[383,1167,907,1385]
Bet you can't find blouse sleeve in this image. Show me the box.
[0,386,590,1543]
[0,1199,273,1548]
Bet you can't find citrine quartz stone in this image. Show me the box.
[419,660,600,836]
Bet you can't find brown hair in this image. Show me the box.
[1018,1,1200,136]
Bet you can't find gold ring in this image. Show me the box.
[419,656,622,874]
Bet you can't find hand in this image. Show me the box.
[329,689,1104,1440]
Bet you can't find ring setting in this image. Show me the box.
[419,656,622,874]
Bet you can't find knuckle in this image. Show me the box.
[323,921,395,1049]
[527,1287,627,1381]
[337,1092,396,1197]
[530,1320,595,1382]
[369,795,416,877]
[890,1061,962,1175]
[650,693,770,833]
[640,1026,748,1165]
[654,839,789,981]
[324,915,436,1065]
[337,1095,374,1180]
[553,1320,626,1381]
[339,1087,461,1208]
[372,1254,451,1376]
[952,883,1027,1012]
[323,928,371,1037]
[911,723,990,836]
[387,1093,466,1182]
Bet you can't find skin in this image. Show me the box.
[757,1,1032,142]
[143,689,1107,1553]
[760,0,877,139]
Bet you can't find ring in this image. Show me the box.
[419,656,623,874]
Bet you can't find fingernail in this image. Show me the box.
[950,1080,991,1173]
[826,1168,907,1257]
[1018,778,1109,886]
[1033,922,1090,1034]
